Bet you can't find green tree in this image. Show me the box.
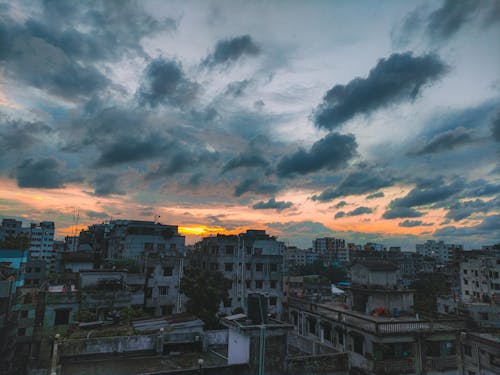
[0,233,30,250]
[290,260,347,283]
[410,273,451,317]
[180,267,231,329]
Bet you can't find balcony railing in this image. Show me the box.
[425,355,457,371]
[372,358,415,374]
[288,297,465,335]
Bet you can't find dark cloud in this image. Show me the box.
[94,135,171,167]
[138,58,199,108]
[313,52,448,130]
[347,206,372,216]
[398,220,433,227]
[410,127,474,155]
[426,0,479,41]
[91,173,126,196]
[492,112,500,141]
[392,180,464,208]
[203,35,260,67]
[225,80,251,97]
[146,148,219,179]
[391,5,426,47]
[434,214,500,237]
[252,198,293,211]
[383,207,424,219]
[312,165,395,202]
[86,210,108,219]
[465,180,500,197]
[222,152,269,174]
[445,197,499,222]
[277,132,357,177]
[334,211,346,219]
[0,117,53,154]
[14,158,69,189]
[334,201,347,209]
[366,192,385,199]
[234,178,280,197]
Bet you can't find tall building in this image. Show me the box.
[312,237,348,264]
[192,230,284,317]
[107,220,186,260]
[460,256,500,303]
[28,222,55,273]
[416,240,463,264]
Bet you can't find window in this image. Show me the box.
[444,305,449,313]
[353,335,363,355]
[35,267,40,273]
[157,243,165,250]
[159,286,169,296]
[270,280,277,289]
[245,263,251,271]
[479,312,489,321]
[26,267,32,273]
[224,263,234,272]
[246,280,251,288]
[463,278,468,285]
[210,263,218,271]
[163,267,173,276]
[255,263,263,272]
[270,263,278,272]
[170,243,176,250]
[463,269,467,274]
[54,309,70,325]
[17,328,26,336]
[224,298,232,308]
[144,242,153,250]
[225,246,234,255]
[464,345,472,357]
[269,297,277,306]
[20,310,28,319]
[255,280,263,289]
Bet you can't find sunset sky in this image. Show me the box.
[0,0,499,249]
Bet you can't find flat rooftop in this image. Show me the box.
[61,352,225,375]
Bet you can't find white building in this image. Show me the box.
[312,237,348,264]
[461,256,500,303]
[28,221,55,272]
[416,240,462,264]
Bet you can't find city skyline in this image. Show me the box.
[1,0,499,249]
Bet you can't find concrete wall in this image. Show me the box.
[227,329,249,364]
[204,330,228,346]
[286,353,348,375]
[59,334,158,358]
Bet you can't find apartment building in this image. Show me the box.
[416,240,463,264]
[460,256,500,303]
[192,230,284,317]
[28,222,55,273]
[313,237,348,264]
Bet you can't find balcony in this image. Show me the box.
[372,358,415,374]
[425,355,457,371]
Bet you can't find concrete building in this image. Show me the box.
[193,230,284,318]
[460,256,500,303]
[416,240,463,264]
[313,237,348,265]
[459,332,500,375]
[28,222,55,273]
[0,219,29,242]
[0,268,17,375]
[107,220,186,260]
[349,261,414,315]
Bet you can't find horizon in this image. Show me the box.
[1,1,499,251]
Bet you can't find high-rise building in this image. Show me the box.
[28,222,55,273]
[192,230,284,317]
[312,237,348,264]
[416,240,463,264]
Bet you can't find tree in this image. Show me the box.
[180,267,231,329]
[410,273,451,317]
[0,233,30,250]
[290,260,347,283]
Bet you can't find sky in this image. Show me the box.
[0,0,499,249]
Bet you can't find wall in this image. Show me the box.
[286,353,348,375]
[59,334,158,357]
[227,329,249,364]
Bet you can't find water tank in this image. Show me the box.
[247,293,268,324]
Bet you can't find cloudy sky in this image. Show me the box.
[1,0,499,249]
